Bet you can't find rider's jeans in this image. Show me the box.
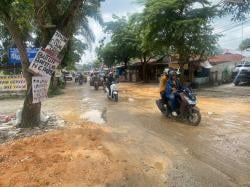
[166,93,177,111]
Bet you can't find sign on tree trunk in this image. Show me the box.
[45,30,68,56]
[28,30,68,104]
[32,76,50,104]
[28,48,60,77]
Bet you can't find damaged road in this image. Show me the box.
[0,82,249,187]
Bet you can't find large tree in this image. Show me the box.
[99,14,163,81]
[104,16,140,67]
[128,13,168,82]
[96,43,117,67]
[142,0,219,81]
[0,0,103,127]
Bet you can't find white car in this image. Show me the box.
[64,72,73,81]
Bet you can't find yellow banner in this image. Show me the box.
[0,75,27,92]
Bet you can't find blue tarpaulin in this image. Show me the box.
[8,48,39,64]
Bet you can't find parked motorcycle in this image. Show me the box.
[156,87,201,126]
[105,82,119,102]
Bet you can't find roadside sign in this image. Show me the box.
[29,30,68,104]
[45,30,68,56]
[28,48,60,77]
[8,48,38,64]
[32,76,50,104]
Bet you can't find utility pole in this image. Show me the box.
[224,0,245,55]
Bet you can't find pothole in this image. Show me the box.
[81,110,106,124]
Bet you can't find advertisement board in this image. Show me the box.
[9,48,39,64]
[0,75,27,92]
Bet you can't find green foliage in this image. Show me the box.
[0,0,34,40]
[222,0,250,21]
[239,38,250,51]
[97,42,117,67]
[48,87,64,97]
[0,0,103,70]
[92,59,102,68]
[142,0,219,63]
[62,37,88,70]
[103,16,140,64]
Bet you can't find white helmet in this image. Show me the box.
[176,68,181,75]
[163,68,169,75]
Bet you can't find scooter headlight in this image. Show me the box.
[184,96,197,105]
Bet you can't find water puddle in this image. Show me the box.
[128,98,135,102]
[81,110,106,124]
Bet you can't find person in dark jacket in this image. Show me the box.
[165,70,182,116]
[107,72,115,96]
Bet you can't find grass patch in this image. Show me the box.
[48,87,64,98]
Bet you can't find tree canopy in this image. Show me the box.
[97,0,219,81]
[222,0,250,21]
[239,38,250,51]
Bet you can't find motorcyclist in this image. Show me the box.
[79,73,83,80]
[165,70,182,117]
[107,72,115,96]
[159,68,169,101]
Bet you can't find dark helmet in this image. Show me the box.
[168,70,177,79]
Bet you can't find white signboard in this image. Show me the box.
[29,48,60,77]
[45,30,68,56]
[32,76,50,104]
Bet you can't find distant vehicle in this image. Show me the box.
[89,72,103,90]
[75,72,87,83]
[75,72,81,83]
[64,72,73,81]
[232,60,250,86]
[105,82,119,102]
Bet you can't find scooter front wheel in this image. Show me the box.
[114,94,118,102]
[188,110,201,126]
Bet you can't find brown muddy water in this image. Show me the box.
[0,82,249,187]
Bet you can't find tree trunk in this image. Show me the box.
[4,17,41,128]
[179,60,185,82]
[142,62,148,82]
[188,62,194,82]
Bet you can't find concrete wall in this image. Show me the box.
[210,61,240,83]
[194,77,209,85]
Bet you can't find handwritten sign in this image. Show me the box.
[0,75,26,92]
[32,76,50,104]
[30,30,68,104]
[45,30,68,56]
[28,48,60,77]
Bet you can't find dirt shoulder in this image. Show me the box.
[0,123,131,187]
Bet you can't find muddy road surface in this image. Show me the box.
[0,82,250,187]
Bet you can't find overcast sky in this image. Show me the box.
[80,0,250,64]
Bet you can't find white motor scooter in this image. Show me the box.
[105,82,119,102]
